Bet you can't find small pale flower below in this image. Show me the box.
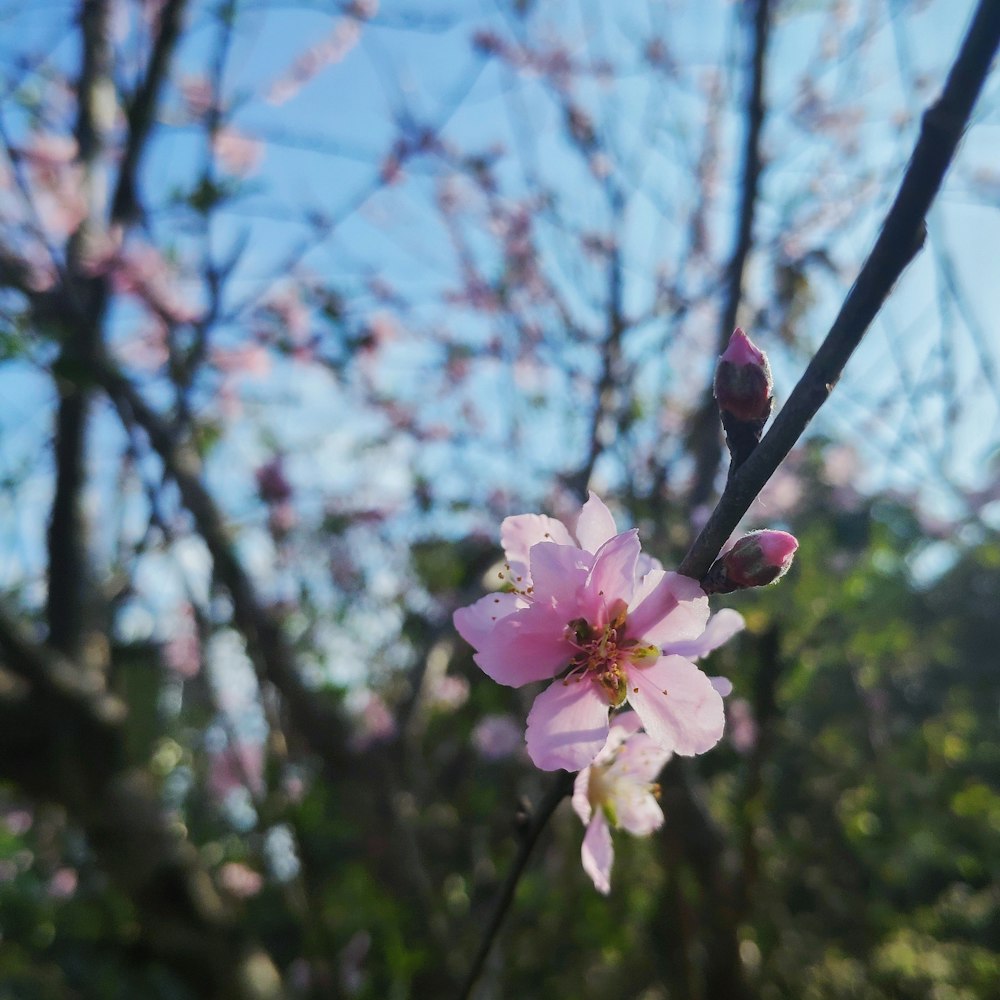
[572,714,671,894]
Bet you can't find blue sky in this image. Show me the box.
[2,0,1000,611]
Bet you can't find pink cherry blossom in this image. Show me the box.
[209,741,265,800]
[472,714,522,760]
[211,343,272,378]
[47,866,79,899]
[109,241,203,325]
[163,603,201,678]
[179,74,216,119]
[22,132,87,238]
[727,697,758,754]
[265,19,361,106]
[213,125,264,177]
[219,861,264,899]
[454,494,739,771]
[664,606,744,699]
[571,714,671,894]
[426,674,470,713]
[349,692,397,751]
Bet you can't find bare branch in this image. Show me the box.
[46,0,116,659]
[111,0,189,223]
[568,212,627,501]
[686,0,773,513]
[456,771,575,1000]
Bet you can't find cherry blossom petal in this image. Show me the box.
[453,592,522,650]
[572,768,592,824]
[581,814,614,894]
[609,730,672,786]
[525,677,611,771]
[636,552,665,578]
[500,513,574,581]
[605,710,643,747]
[474,605,572,687]
[627,571,709,646]
[626,655,725,756]
[585,713,642,772]
[663,608,745,660]
[574,492,618,552]
[583,530,640,617]
[587,713,642,771]
[630,565,671,607]
[614,787,665,837]
[710,676,733,697]
[529,542,592,607]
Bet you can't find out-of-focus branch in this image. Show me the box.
[96,359,351,774]
[111,0,189,223]
[0,606,285,1000]
[657,759,750,1000]
[648,11,771,986]
[568,216,626,501]
[74,0,115,210]
[680,0,1000,582]
[455,770,576,1000]
[736,626,782,917]
[46,0,116,659]
[685,0,772,513]
[174,0,235,412]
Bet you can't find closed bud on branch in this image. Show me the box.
[701,529,798,595]
[714,328,773,421]
[714,328,774,470]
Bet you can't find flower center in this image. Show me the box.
[565,601,658,706]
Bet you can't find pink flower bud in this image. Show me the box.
[724,530,798,587]
[701,530,798,594]
[714,328,773,422]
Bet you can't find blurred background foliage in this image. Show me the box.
[3,441,999,998]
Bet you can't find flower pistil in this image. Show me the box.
[563,603,659,707]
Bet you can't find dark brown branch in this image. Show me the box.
[657,759,750,1000]
[679,0,1000,582]
[45,380,92,657]
[111,0,190,223]
[568,226,626,501]
[686,0,772,512]
[456,770,575,1000]
[653,15,774,986]
[74,0,115,173]
[46,0,115,658]
[0,607,285,1000]
[96,359,351,774]
[736,626,783,917]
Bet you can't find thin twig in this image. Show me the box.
[679,0,1000,582]
[111,0,189,223]
[570,209,626,500]
[456,770,575,1000]
[686,0,772,512]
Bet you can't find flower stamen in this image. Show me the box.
[562,609,658,707]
